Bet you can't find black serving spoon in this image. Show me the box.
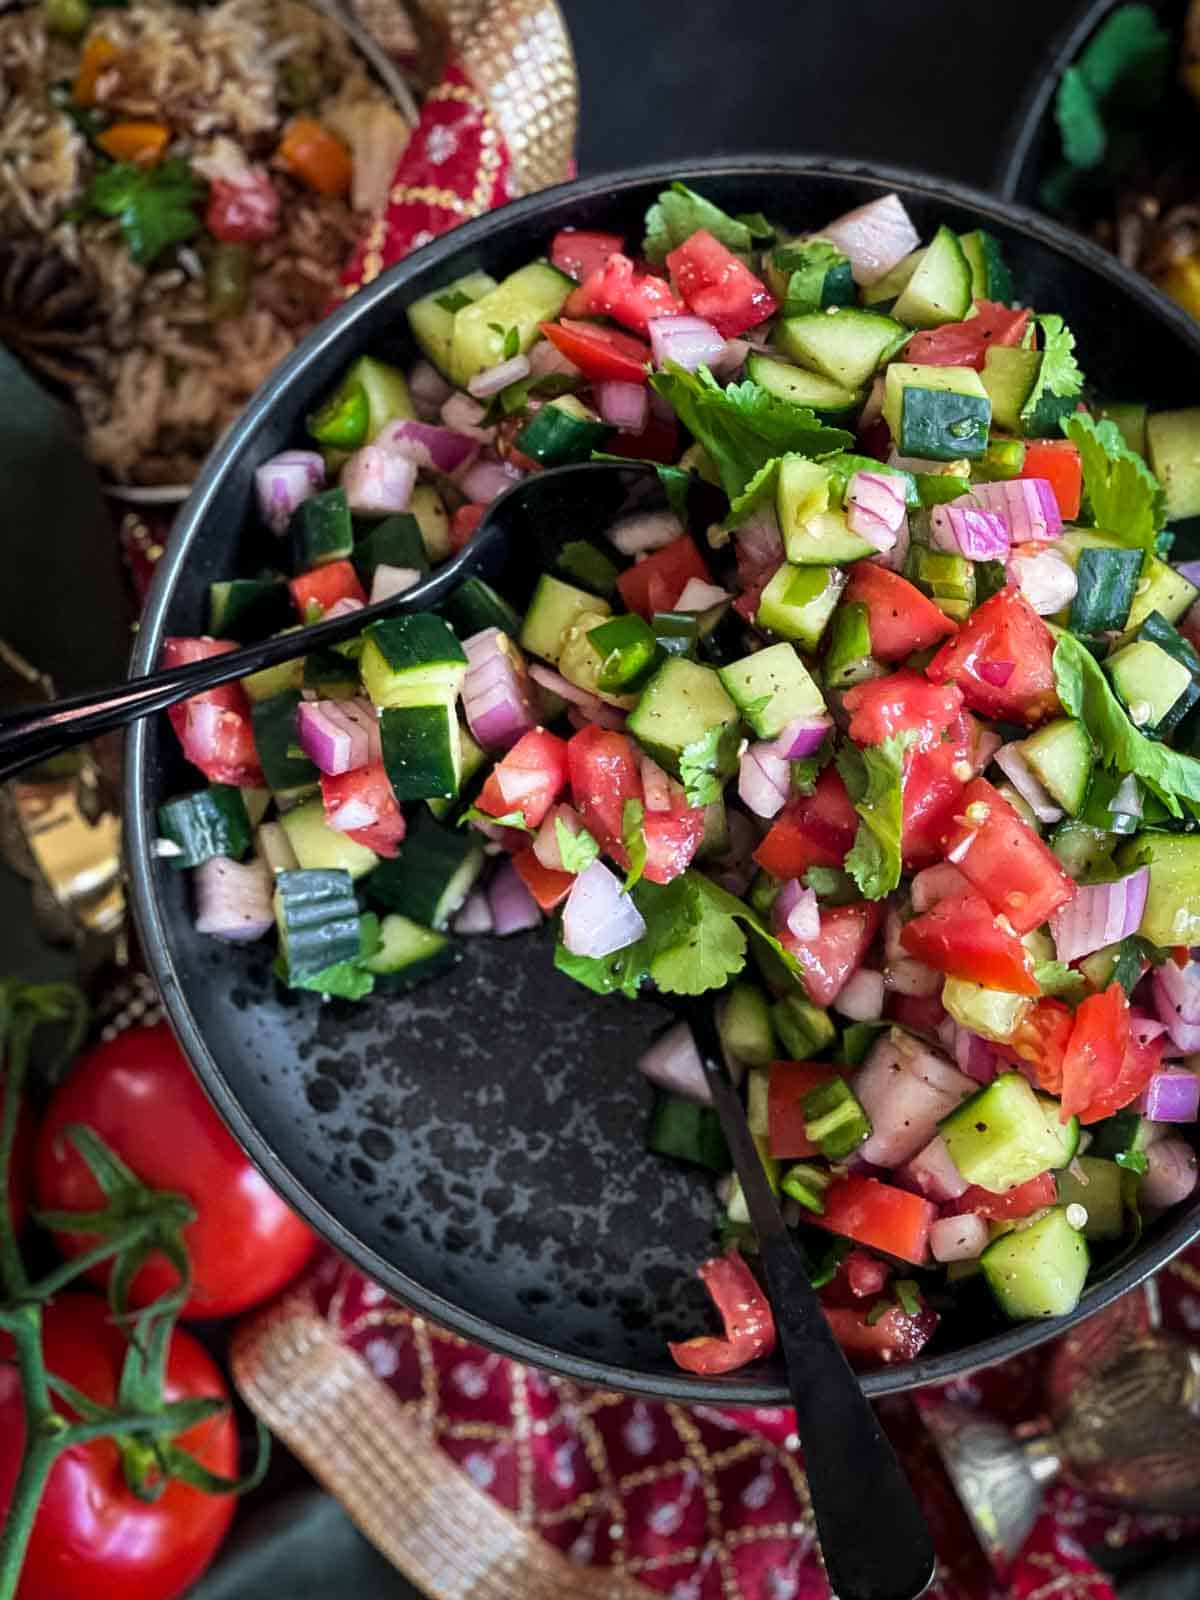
[669,996,935,1600]
[0,461,693,782]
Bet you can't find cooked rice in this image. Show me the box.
[0,0,409,484]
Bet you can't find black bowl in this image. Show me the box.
[125,156,1200,1403]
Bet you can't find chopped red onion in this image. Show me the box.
[1174,561,1200,588]
[1050,868,1149,963]
[639,1021,711,1105]
[487,859,542,936]
[929,503,1010,561]
[296,697,380,775]
[834,968,885,1021]
[1137,1069,1200,1122]
[467,353,532,399]
[870,512,910,573]
[255,450,324,536]
[772,713,832,759]
[609,509,684,556]
[911,863,970,912]
[971,726,1002,773]
[648,314,724,372]
[962,478,1063,543]
[341,445,415,516]
[845,471,906,551]
[533,802,585,870]
[820,193,921,286]
[710,338,750,380]
[561,860,646,958]
[324,793,376,833]
[1131,1008,1168,1047]
[739,743,790,819]
[596,380,649,433]
[375,419,478,475]
[529,337,581,379]
[903,1136,968,1202]
[640,757,673,813]
[884,958,942,997]
[855,1032,974,1167]
[994,743,1064,825]
[675,578,730,612]
[440,391,494,443]
[954,1027,999,1084]
[459,455,524,506]
[462,627,536,753]
[529,663,626,727]
[408,358,454,421]
[1153,960,1200,1053]
[369,565,422,604]
[710,807,759,898]
[321,598,364,622]
[451,890,493,935]
[774,879,820,941]
[735,511,784,582]
[976,660,1015,687]
[930,1214,989,1264]
[194,856,273,941]
[565,701,627,733]
[1141,1136,1200,1213]
[1008,545,1078,615]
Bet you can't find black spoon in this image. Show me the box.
[667,996,935,1600]
[0,461,688,782]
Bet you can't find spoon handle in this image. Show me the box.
[688,1004,935,1600]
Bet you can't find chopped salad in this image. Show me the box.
[157,183,1200,1375]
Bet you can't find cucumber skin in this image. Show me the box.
[981,1207,1089,1320]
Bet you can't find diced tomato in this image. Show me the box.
[564,252,685,335]
[843,671,963,749]
[205,171,279,243]
[810,1175,937,1265]
[289,560,366,619]
[449,504,486,553]
[901,713,973,870]
[753,767,858,879]
[767,1061,837,1159]
[995,997,1075,1094]
[903,301,1030,372]
[513,848,574,911]
[616,535,711,618]
[844,1249,891,1299]
[782,903,882,1008]
[885,991,947,1035]
[1060,982,1159,1124]
[926,586,1060,725]
[841,566,957,662]
[550,228,625,283]
[319,763,406,857]
[941,778,1076,936]
[664,229,778,337]
[477,729,569,829]
[955,1171,1058,1220]
[901,892,1039,995]
[1020,439,1082,521]
[601,413,681,464]
[668,1249,777,1375]
[641,803,705,885]
[822,1302,939,1368]
[567,725,641,846]
[161,637,264,787]
[1080,1019,1163,1125]
[539,318,652,385]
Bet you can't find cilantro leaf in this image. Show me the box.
[503,326,521,360]
[1110,933,1166,995]
[736,211,775,241]
[1020,314,1084,427]
[838,734,914,900]
[435,289,473,314]
[727,457,781,527]
[678,722,740,808]
[1062,411,1166,557]
[772,238,852,316]
[591,452,692,522]
[1034,959,1086,1000]
[458,806,532,833]
[644,877,747,995]
[791,735,835,797]
[621,798,647,891]
[85,157,204,266]
[1053,631,1200,817]
[803,866,858,903]
[282,912,378,1000]
[649,363,852,502]
[643,182,763,265]
[556,817,599,875]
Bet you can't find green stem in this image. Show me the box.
[23,1218,158,1304]
[0,1304,57,1600]
[0,1011,33,1299]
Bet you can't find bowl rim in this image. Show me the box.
[125,152,1200,1403]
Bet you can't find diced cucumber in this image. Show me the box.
[647,1093,730,1171]
[980,346,1040,433]
[756,564,847,650]
[776,456,876,565]
[209,579,289,641]
[941,979,1032,1043]
[519,574,611,665]
[906,545,976,621]
[158,786,252,868]
[409,483,451,564]
[744,353,861,418]
[697,798,730,860]
[344,356,415,440]
[764,238,856,314]
[250,690,319,796]
[823,602,880,689]
[367,812,483,928]
[557,610,636,707]
[379,700,462,801]
[774,307,909,391]
[718,641,826,739]
[1069,546,1143,636]
[627,658,739,783]
[747,1067,770,1136]
[1058,531,1198,635]
[304,648,358,700]
[555,541,620,598]
[242,634,305,702]
[290,487,354,571]
[364,912,460,988]
[861,247,925,307]
[449,261,574,387]
[975,437,1026,481]
[1100,401,1148,456]
[1137,612,1200,736]
[515,395,611,465]
[982,1206,1089,1319]
[274,868,363,981]
[281,798,377,879]
[1020,719,1094,816]
[1055,1156,1125,1240]
[959,229,1014,303]
[428,722,486,820]
[352,513,428,587]
[772,995,836,1056]
[361,615,467,709]
[892,226,972,328]
[407,270,497,377]
[1107,639,1193,733]
[883,363,991,460]
[1115,834,1200,945]
[722,1133,781,1223]
[1146,407,1200,519]
[440,576,523,640]
[718,982,776,1068]
[940,1071,1071,1192]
